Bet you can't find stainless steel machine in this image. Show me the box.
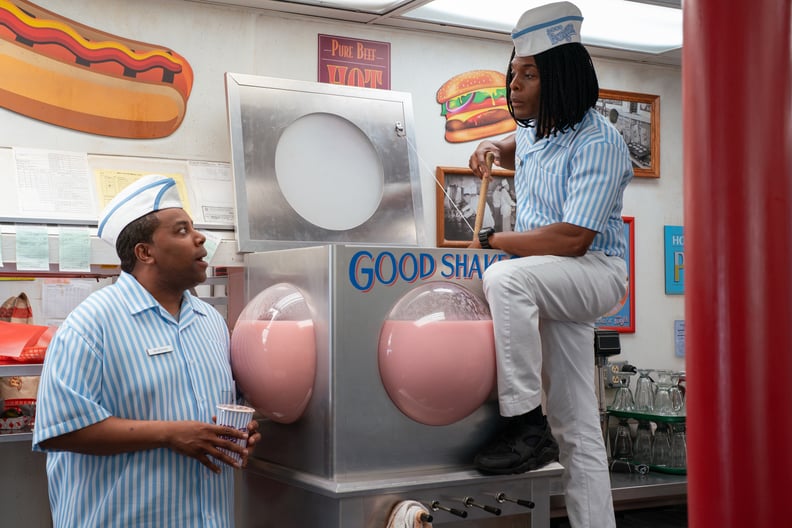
[224,75,562,527]
[232,245,562,527]
[225,73,427,252]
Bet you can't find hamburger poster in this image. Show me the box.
[436,70,515,143]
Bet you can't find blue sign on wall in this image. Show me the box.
[664,225,684,294]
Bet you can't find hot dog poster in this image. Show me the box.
[436,70,515,143]
[0,0,193,139]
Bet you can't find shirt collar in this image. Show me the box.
[116,272,207,318]
[529,108,592,150]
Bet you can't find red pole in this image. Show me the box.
[684,1,792,526]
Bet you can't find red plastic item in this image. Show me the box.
[0,322,53,363]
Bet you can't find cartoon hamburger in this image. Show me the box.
[436,70,516,143]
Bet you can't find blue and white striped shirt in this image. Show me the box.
[514,108,633,257]
[33,272,235,528]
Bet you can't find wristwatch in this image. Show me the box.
[478,227,495,249]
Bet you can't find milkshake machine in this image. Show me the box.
[225,74,562,527]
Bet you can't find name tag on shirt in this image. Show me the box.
[146,345,174,356]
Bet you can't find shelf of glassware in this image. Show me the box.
[606,408,687,475]
[0,363,41,444]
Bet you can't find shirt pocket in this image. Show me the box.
[524,155,566,219]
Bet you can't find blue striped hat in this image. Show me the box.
[97,174,183,247]
[511,2,583,57]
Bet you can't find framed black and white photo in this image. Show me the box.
[435,166,515,248]
[597,89,660,178]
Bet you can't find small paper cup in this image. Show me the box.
[216,403,255,464]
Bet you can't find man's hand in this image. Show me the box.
[469,141,499,181]
[168,420,251,473]
[469,134,517,178]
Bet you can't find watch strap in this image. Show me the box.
[478,227,495,249]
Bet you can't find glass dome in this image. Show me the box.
[231,283,316,424]
[378,281,495,426]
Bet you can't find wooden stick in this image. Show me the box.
[472,151,495,241]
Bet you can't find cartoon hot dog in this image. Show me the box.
[436,70,515,143]
[0,0,193,138]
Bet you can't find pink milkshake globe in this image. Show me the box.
[378,282,496,426]
[231,283,316,424]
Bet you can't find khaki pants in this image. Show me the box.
[482,251,627,528]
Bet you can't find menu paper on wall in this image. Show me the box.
[13,148,96,221]
[15,224,49,271]
[58,226,91,272]
[200,230,223,264]
[41,278,98,325]
[188,161,234,226]
[94,169,193,218]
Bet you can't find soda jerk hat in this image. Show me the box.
[511,1,583,57]
[98,174,183,247]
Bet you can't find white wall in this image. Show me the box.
[0,0,684,372]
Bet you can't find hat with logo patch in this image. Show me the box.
[511,1,583,57]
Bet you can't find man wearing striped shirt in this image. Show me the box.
[33,175,261,527]
[468,3,632,528]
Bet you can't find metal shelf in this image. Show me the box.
[0,431,32,444]
[0,363,43,377]
[606,408,686,423]
[551,471,687,516]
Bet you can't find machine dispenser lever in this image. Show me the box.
[496,492,535,509]
[431,501,468,518]
[464,496,502,515]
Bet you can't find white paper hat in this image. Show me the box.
[511,1,583,57]
[97,174,183,247]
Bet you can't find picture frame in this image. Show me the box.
[435,166,515,248]
[596,89,660,178]
[596,216,636,333]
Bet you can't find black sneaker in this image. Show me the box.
[474,416,560,475]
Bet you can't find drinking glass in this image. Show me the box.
[632,420,653,465]
[651,423,672,466]
[634,369,655,412]
[610,372,635,411]
[669,371,686,414]
[653,370,675,415]
[612,419,634,461]
[670,423,687,469]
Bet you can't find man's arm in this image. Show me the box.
[473,222,597,257]
[40,416,258,473]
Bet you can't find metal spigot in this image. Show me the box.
[430,500,468,518]
[495,492,535,509]
[464,496,501,515]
